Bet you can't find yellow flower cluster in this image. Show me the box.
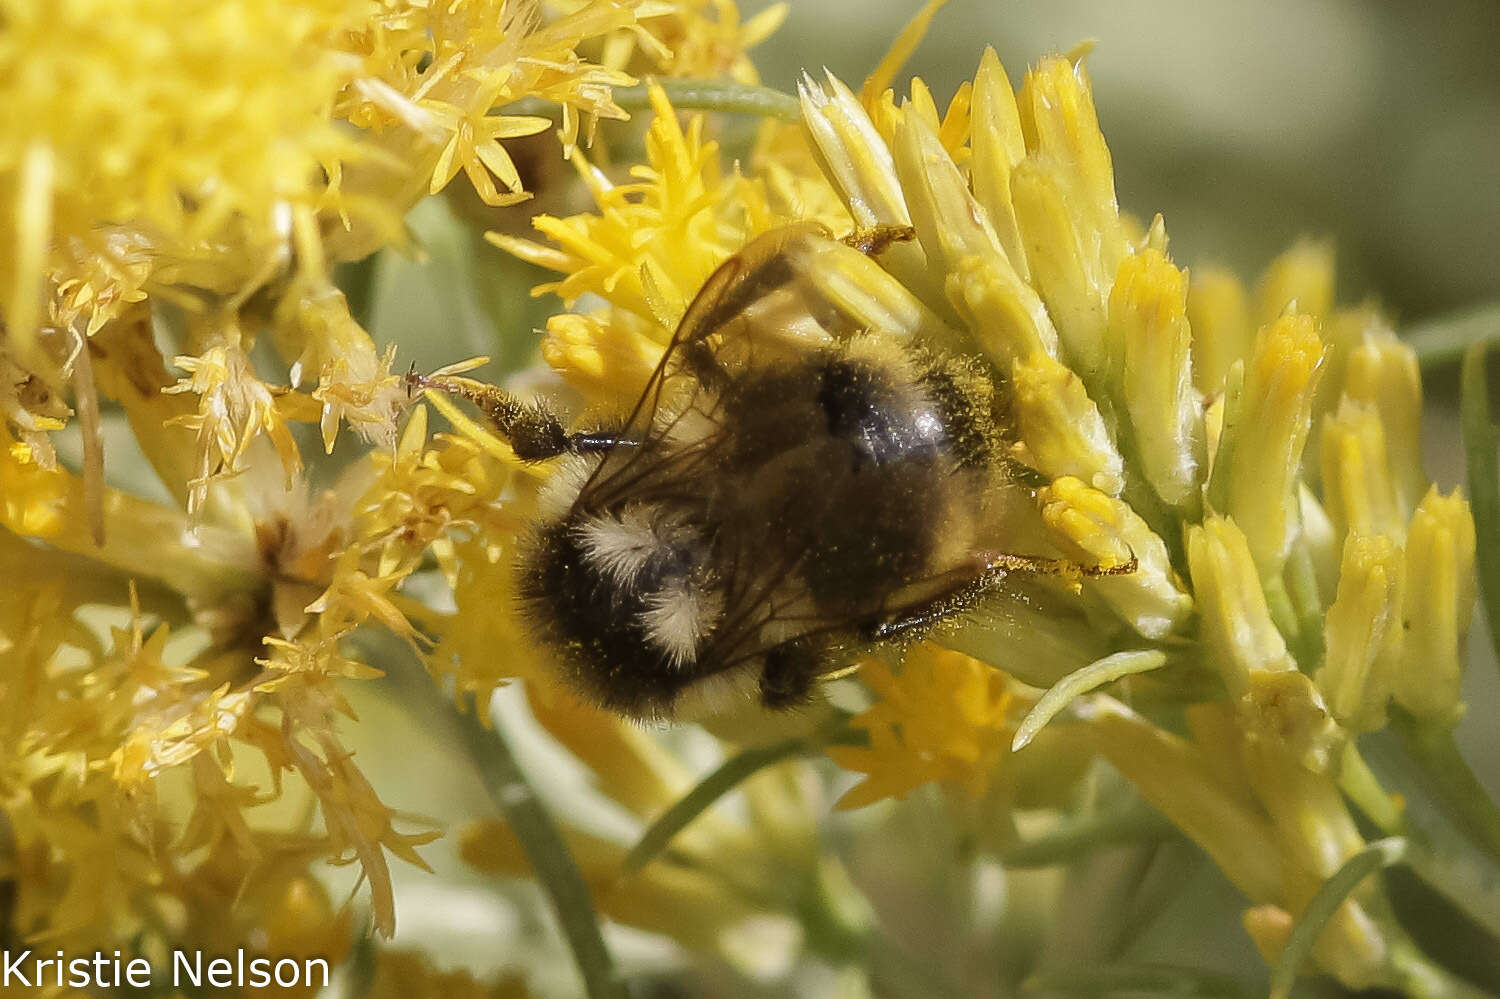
[828,646,1020,809]
[0,0,1488,991]
[0,0,779,959]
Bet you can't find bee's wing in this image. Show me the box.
[697,493,999,673]
[574,221,835,511]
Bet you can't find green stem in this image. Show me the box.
[1408,302,1500,370]
[1360,730,1500,941]
[1392,711,1500,867]
[1460,341,1500,669]
[1261,575,1307,669]
[1284,542,1327,667]
[451,694,627,999]
[1339,742,1404,834]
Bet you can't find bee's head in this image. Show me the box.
[519,500,724,716]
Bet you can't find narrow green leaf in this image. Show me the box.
[1012,650,1168,751]
[624,719,856,873]
[453,696,627,999]
[503,79,802,122]
[614,79,802,120]
[1461,340,1500,669]
[1408,302,1500,370]
[1023,962,1252,998]
[999,804,1178,868]
[1269,837,1407,999]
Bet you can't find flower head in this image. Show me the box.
[828,646,1021,809]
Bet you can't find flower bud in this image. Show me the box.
[1341,331,1424,516]
[970,47,1029,278]
[1394,487,1477,724]
[1040,477,1192,639]
[798,71,910,228]
[1010,55,1130,383]
[1316,534,1404,732]
[1011,353,1124,494]
[1320,398,1402,544]
[1187,267,1252,395]
[1215,315,1324,576]
[1187,515,1296,695]
[1109,248,1205,508]
[1254,238,1334,325]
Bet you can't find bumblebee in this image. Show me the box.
[417,223,1130,718]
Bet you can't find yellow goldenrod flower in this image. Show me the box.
[1083,692,1393,991]
[1108,248,1204,509]
[1039,477,1192,639]
[628,0,788,84]
[1010,352,1124,493]
[947,253,1060,366]
[164,340,303,513]
[798,71,912,230]
[1187,266,1253,396]
[1009,56,1130,383]
[1188,515,1297,694]
[5,0,1480,986]
[1340,327,1426,514]
[1213,314,1325,576]
[0,0,679,953]
[458,23,1484,997]
[1320,397,1405,543]
[969,48,1030,280]
[1254,238,1335,326]
[828,646,1021,809]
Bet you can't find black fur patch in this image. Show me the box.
[520,520,699,716]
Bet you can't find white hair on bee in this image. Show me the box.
[536,452,601,521]
[641,578,724,668]
[573,503,663,586]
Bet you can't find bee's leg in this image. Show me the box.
[865,603,958,642]
[842,225,917,257]
[867,551,1139,642]
[407,372,637,460]
[758,642,820,709]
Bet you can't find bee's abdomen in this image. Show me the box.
[518,504,725,717]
